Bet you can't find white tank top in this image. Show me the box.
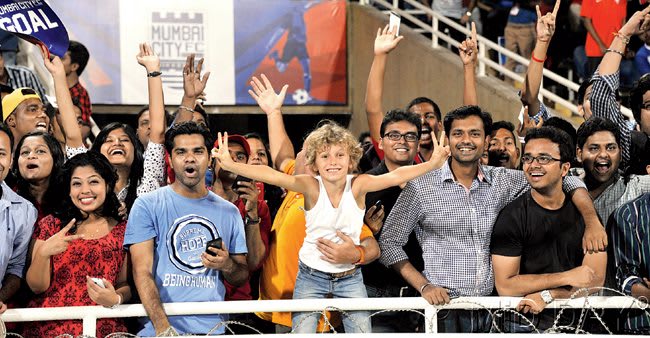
[299,175,365,273]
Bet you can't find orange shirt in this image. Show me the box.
[255,160,373,328]
[580,0,626,57]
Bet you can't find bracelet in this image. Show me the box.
[613,32,630,45]
[179,105,195,113]
[107,293,122,309]
[354,245,365,265]
[531,54,546,63]
[147,70,162,78]
[419,282,432,294]
[605,48,625,57]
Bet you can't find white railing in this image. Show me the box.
[359,0,635,120]
[1,296,648,336]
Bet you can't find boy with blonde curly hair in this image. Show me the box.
[213,121,449,333]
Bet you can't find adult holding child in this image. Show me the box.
[213,110,450,333]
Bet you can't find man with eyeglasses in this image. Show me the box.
[362,109,424,332]
[2,87,49,150]
[491,126,606,332]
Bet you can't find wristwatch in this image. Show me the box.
[147,70,162,77]
[465,11,472,17]
[540,290,554,304]
[245,215,260,226]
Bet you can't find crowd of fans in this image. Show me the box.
[0,1,650,337]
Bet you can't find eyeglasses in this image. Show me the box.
[521,154,562,165]
[383,131,419,142]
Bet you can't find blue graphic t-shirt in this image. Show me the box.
[124,186,247,336]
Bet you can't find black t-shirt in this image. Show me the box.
[491,191,584,275]
[362,161,423,290]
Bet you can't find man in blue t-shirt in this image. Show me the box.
[125,122,248,336]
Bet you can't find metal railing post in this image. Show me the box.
[82,314,97,336]
[425,304,438,333]
[478,40,486,76]
[432,17,439,48]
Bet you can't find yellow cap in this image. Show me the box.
[2,87,41,122]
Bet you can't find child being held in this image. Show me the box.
[213,121,449,333]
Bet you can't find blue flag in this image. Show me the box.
[0,0,69,57]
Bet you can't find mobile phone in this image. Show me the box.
[206,238,223,256]
[371,200,382,216]
[91,277,105,288]
[231,175,253,192]
[389,11,401,36]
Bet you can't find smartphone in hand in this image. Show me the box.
[205,238,223,256]
[389,11,401,36]
[231,175,253,193]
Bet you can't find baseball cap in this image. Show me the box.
[213,133,251,157]
[2,87,41,121]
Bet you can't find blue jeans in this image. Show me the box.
[292,261,371,333]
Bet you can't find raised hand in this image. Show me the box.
[517,106,543,138]
[535,0,560,42]
[38,219,83,258]
[248,74,288,115]
[183,54,211,100]
[459,22,478,65]
[39,44,65,78]
[374,24,404,56]
[136,43,160,72]
[619,5,650,38]
[429,130,450,169]
[212,132,235,171]
[86,276,120,308]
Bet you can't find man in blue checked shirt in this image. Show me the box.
[379,106,607,333]
[610,192,650,334]
[0,123,37,314]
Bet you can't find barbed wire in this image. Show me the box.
[1,291,649,336]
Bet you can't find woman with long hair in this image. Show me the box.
[24,151,131,338]
[12,131,65,220]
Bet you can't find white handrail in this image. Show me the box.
[367,0,635,120]
[1,296,647,336]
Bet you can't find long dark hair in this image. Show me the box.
[53,152,121,232]
[90,123,144,211]
[12,131,65,215]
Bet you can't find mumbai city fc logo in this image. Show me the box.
[166,214,219,275]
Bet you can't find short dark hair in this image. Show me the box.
[194,105,210,129]
[544,117,577,147]
[576,117,620,149]
[406,97,441,121]
[631,73,650,124]
[54,151,121,230]
[524,126,575,163]
[67,40,90,76]
[379,109,422,138]
[577,79,592,105]
[358,131,371,143]
[0,122,14,151]
[491,120,516,138]
[165,121,213,154]
[443,105,493,136]
[136,105,150,121]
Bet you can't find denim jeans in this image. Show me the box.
[292,261,371,333]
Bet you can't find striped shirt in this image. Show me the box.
[4,65,48,105]
[610,192,650,333]
[589,71,631,169]
[379,160,586,297]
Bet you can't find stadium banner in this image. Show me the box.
[49,0,347,106]
[0,0,69,57]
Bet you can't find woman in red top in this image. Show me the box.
[24,152,131,338]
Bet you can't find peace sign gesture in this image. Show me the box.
[38,219,83,258]
[212,132,235,171]
[428,129,451,169]
[536,0,561,43]
[459,22,478,66]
